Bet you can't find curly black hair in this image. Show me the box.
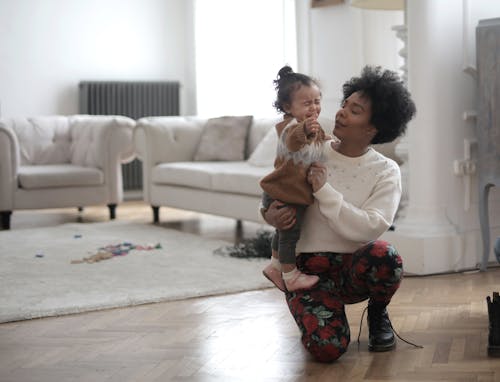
[342,66,416,144]
[273,65,320,115]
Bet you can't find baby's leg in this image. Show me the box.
[271,228,279,260]
[279,205,319,291]
[262,230,286,292]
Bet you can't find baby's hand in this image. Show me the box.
[304,117,320,137]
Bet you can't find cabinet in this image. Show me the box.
[476,18,500,270]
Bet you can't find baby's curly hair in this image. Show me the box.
[273,65,320,115]
[342,66,416,144]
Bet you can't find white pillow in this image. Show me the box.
[247,126,277,167]
[194,116,253,161]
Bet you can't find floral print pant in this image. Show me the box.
[286,240,403,363]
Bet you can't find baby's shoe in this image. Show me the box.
[283,269,319,292]
[262,263,286,292]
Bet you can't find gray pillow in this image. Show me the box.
[194,116,253,161]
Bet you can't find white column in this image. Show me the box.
[398,0,457,236]
[392,22,409,218]
[382,0,465,274]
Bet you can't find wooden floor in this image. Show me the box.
[1,201,500,381]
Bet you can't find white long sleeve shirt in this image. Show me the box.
[296,142,402,254]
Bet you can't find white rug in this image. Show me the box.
[0,221,271,323]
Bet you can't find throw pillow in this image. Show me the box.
[247,126,277,167]
[194,116,253,161]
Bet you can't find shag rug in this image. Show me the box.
[0,221,271,323]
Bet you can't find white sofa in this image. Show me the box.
[133,115,335,224]
[0,115,135,229]
[134,115,402,226]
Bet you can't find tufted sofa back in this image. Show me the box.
[2,115,135,168]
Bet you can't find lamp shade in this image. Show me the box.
[350,0,404,10]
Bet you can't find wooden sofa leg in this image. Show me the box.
[1,211,12,230]
[152,206,160,224]
[236,219,243,238]
[108,204,117,220]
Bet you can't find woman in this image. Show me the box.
[262,66,416,362]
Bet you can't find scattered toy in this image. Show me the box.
[71,242,162,264]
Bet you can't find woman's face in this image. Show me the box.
[284,84,322,122]
[334,91,376,143]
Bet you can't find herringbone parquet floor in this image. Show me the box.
[1,201,499,381]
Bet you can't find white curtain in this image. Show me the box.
[194,0,297,117]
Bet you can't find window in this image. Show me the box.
[194,0,297,117]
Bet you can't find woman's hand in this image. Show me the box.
[307,162,327,192]
[263,200,296,230]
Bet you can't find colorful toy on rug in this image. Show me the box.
[71,242,162,264]
[214,230,273,259]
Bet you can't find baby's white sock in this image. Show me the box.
[282,268,298,280]
[271,256,281,271]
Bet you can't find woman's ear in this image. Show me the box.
[367,124,378,139]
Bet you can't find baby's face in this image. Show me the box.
[285,84,321,123]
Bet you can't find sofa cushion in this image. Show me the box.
[193,116,253,161]
[246,117,279,156]
[211,162,272,195]
[18,165,104,189]
[247,126,278,167]
[152,162,213,190]
[151,161,273,196]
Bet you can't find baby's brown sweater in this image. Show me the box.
[260,118,326,205]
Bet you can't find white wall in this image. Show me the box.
[0,0,401,120]
[296,2,403,119]
[0,0,195,117]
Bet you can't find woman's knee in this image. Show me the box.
[302,333,349,363]
[370,240,400,258]
[287,290,349,362]
[352,240,403,298]
[366,240,403,273]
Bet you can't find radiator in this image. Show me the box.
[78,81,180,191]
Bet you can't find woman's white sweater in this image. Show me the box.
[296,142,402,254]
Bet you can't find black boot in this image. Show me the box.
[368,303,396,352]
[487,292,500,357]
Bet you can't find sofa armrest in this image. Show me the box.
[70,115,135,203]
[101,116,136,165]
[134,116,206,203]
[0,122,20,211]
[103,117,136,203]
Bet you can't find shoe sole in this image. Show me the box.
[368,340,396,352]
[262,270,287,293]
[488,344,500,357]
